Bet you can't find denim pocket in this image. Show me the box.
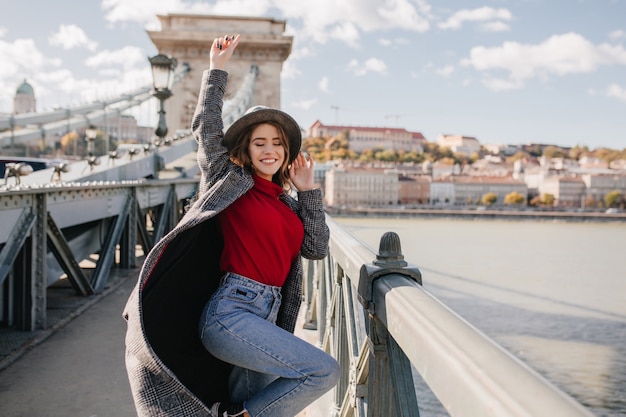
[226,285,260,304]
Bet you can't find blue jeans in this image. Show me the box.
[199,273,339,417]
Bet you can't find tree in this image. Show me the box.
[540,193,555,206]
[60,131,80,155]
[504,191,525,205]
[358,149,374,163]
[481,192,497,206]
[543,145,568,159]
[604,190,624,208]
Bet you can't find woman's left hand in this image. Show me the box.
[289,152,316,191]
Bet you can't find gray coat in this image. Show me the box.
[123,69,329,416]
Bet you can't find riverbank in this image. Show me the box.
[326,207,626,222]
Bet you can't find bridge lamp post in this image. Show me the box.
[50,162,71,182]
[3,162,33,185]
[149,54,178,144]
[85,125,98,157]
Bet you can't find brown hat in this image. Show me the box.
[223,106,302,162]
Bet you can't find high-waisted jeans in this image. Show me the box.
[199,272,339,417]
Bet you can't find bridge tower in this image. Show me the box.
[147,14,293,134]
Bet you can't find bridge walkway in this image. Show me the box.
[0,261,328,417]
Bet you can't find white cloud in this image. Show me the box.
[439,7,512,31]
[281,59,301,80]
[319,76,331,93]
[436,65,455,77]
[85,46,146,71]
[461,32,626,90]
[102,0,197,27]
[99,0,429,80]
[0,27,7,37]
[292,98,317,110]
[101,0,431,48]
[609,29,626,41]
[0,38,65,111]
[606,83,626,102]
[328,22,360,48]
[347,57,388,76]
[378,37,410,47]
[96,0,428,101]
[49,24,98,51]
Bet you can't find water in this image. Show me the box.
[335,216,626,416]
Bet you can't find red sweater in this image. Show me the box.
[218,175,304,287]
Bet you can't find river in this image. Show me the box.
[335,216,626,417]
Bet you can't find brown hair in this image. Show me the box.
[229,121,292,191]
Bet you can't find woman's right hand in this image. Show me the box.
[210,34,241,71]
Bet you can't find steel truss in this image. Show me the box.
[0,179,196,331]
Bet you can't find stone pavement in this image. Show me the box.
[0,273,137,417]
[0,270,332,417]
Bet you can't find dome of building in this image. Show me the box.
[16,79,35,96]
[14,79,37,114]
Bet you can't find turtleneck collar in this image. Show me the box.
[253,174,283,199]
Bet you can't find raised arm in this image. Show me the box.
[190,35,241,196]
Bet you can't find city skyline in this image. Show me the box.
[1,0,626,151]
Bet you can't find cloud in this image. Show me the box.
[102,0,196,27]
[281,59,301,80]
[378,37,410,47]
[328,22,360,48]
[0,38,62,111]
[609,29,626,41]
[0,38,62,73]
[347,57,388,76]
[436,65,454,77]
[276,0,430,36]
[49,24,98,51]
[101,0,431,48]
[439,7,512,31]
[0,27,6,37]
[292,98,317,110]
[461,32,626,90]
[85,46,146,71]
[318,76,331,93]
[606,83,626,102]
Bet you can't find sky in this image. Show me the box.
[1,0,625,150]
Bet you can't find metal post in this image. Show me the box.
[360,232,422,417]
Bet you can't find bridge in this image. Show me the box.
[0,14,595,417]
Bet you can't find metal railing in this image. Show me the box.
[302,215,595,417]
[0,179,197,331]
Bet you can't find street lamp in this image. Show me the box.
[85,125,98,157]
[4,162,33,185]
[149,54,178,141]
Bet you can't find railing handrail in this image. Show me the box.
[319,215,594,416]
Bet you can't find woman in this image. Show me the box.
[124,34,339,417]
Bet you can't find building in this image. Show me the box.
[538,176,586,208]
[14,79,36,114]
[430,176,528,207]
[398,174,431,206]
[147,14,293,134]
[581,174,626,207]
[325,167,398,207]
[436,134,481,155]
[307,120,426,153]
